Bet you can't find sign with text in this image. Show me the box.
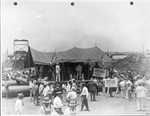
[105,79,117,87]
[93,68,106,77]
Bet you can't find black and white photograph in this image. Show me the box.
[1,0,150,115]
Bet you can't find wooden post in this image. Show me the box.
[28,45,31,79]
[5,84,9,99]
[88,62,89,80]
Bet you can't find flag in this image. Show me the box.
[50,50,57,65]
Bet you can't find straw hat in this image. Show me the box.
[55,89,62,95]
[43,97,51,104]
[17,93,24,98]
[71,86,76,91]
[33,80,37,84]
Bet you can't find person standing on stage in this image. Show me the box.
[80,83,90,111]
[56,63,61,81]
[75,64,82,80]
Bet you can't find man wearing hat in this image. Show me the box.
[80,83,90,111]
[39,97,52,115]
[15,93,24,115]
[32,80,39,106]
[87,78,97,101]
[66,86,77,104]
[135,82,148,111]
[53,89,64,114]
[56,63,61,81]
[64,100,78,115]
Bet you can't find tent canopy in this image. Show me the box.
[29,46,113,65]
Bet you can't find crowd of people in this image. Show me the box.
[14,68,150,115]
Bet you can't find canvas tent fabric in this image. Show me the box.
[28,46,113,65]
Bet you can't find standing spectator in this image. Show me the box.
[53,90,64,115]
[66,81,71,94]
[29,79,34,102]
[80,83,90,111]
[15,93,24,115]
[56,63,61,81]
[32,80,39,106]
[87,78,97,101]
[66,86,77,104]
[75,64,82,80]
[5,84,9,99]
[39,82,44,106]
[72,80,77,90]
[43,83,50,97]
[125,78,133,99]
[135,82,148,111]
[127,83,132,101]
[39,97,52,115]
[48,83,54,101]
[119,78,126,98]
[146,77,150,96]
[114,75,119,94]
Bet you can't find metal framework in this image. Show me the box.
[13,39,30,71]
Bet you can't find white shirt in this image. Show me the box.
[56,65,60,73]
[64,107,79,115]
[126,80,132,86]
[66,84,71,93]
[43,86,50,96]
[39,105,51,115]
[66,91,77,101]
[51,105,59,115]
[15,99,24,114]
[80,86,88,98]
[29,81,34,89]
[135,86,147,98]
[53,96,63,108]
[39,84,44,95]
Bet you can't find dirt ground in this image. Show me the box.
[2,91,150,115]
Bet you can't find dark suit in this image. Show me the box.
[87,81,97,101]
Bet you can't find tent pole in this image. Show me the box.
[88,62,89,80]
[35,64,39,78]
[62,62,66,81]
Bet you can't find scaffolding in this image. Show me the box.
[13,39,30,71]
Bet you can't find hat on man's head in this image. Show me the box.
[124,77,128,80]
[43,97,51,104]
[82,82,86,86]
[55,89,62,95]
[17,93,24,98]
[33,80,37,84]
[71,86,76,91]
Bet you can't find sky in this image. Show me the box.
[1,0,150,55]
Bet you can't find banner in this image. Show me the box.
[93,68,106,77]
[105,79,117,87]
